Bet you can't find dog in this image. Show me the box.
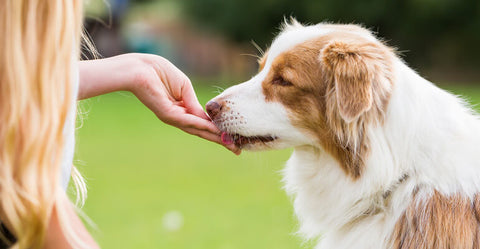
[206,20,480,249]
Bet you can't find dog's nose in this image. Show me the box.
[206,100,222,119]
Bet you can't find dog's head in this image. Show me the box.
[207,21,395,178]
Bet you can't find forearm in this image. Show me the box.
[78,54,141,100]
[77,53,240,154]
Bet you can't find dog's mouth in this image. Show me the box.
[221,132,276,147]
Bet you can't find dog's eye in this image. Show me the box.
[272,77,293,86]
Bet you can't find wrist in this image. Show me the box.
[78,55,139,99]
[78,53,164,100]
[124,53,167,96]
[111,53,147,93]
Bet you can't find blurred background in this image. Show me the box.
[75,0,480,248]
[83,0,480,82]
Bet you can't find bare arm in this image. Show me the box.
[78,53,240,154]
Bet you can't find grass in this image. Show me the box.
[73,83,480,249]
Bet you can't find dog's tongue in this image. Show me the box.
[221,132,234,145]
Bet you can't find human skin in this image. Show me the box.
[43,53,240,249]
[78,53,240,155]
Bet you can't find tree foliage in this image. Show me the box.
[181,0,480,72]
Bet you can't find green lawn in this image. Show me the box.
[73,83,480,249]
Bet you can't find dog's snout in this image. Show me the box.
[206,100,222,119]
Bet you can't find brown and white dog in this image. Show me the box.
[206,20,480,249]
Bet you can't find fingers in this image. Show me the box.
[149,56,209,121]
[164,111,221,135]
[136,55,239,154]
[162,108,241,155]
[180,79,211,120]
[182,127,241,155]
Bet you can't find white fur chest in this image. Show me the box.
[283,147,412,249]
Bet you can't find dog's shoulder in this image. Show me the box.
[390,190,480,249]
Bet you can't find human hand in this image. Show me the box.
[121,54,241,155]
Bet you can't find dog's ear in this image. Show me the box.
[321,41,383,123]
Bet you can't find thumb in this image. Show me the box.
[182,80,211,120]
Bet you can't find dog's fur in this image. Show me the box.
[206,20,480,249]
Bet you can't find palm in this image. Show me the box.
[131,54,240,155]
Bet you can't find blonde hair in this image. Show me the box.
[0,0,88,248]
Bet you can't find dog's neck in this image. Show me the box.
[284,60,480,239]
[386,61,480,196]
[283,145,404,237]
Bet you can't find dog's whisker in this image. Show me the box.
[203,20,480,249]
[240,53,261,60]
[251,40,264,56]
[211,86,225,95]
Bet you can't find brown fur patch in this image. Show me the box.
[391,191,480,249]
[322,41,374,122]
[261,28,395,179]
